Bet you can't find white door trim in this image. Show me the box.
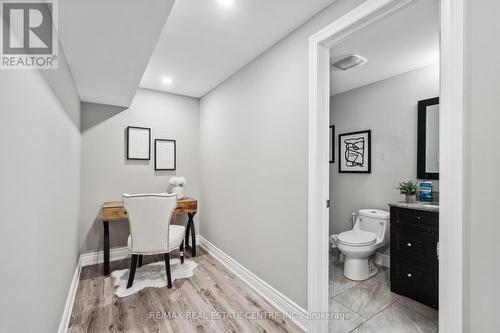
[307,0,464,332]
[438,0,464,332]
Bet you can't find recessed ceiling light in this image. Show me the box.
[217,0,234,8]
[162,77,173,85]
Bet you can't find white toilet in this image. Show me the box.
[335,209,389,281]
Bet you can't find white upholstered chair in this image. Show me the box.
[122,193,185,289]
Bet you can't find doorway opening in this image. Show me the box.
[328,0,439,331]
[307,0,464,332]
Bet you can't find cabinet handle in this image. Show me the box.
[417,216,421,220]
[407,242,412,247]
[407,273,412,278]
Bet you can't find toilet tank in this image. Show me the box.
[355,209,390,241]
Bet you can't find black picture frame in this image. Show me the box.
[417,97,439,180]
[330,125,335,163]
[338,130,371,173]
[126,126,151,160]
[154,139,176,171]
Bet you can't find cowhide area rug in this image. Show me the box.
[111,258,198,297]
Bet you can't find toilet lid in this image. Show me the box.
[338,230,377,246]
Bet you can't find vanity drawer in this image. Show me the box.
[391,225,437,263]
[391,258,438,309]
[391,207,438,228]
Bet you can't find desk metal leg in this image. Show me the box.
[103,221,110,275]
[185,213,197,257]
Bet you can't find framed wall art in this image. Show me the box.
[338,130,371,173]
[330,125,335,163]
[126,126,151,160]
[155,139,176,171]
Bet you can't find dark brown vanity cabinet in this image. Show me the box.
[390,206,439,309]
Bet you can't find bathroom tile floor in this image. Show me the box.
[328,249,439,333]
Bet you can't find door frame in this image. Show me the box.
[307,0,464,332]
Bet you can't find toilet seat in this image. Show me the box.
[338,230,377,246]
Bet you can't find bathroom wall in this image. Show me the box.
[80,88,200,254]
[329,65,439,252]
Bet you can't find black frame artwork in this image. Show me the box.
[330,125,335,163]
[417,97,440,180]
[154,139,176,171]
[338,130,371,173]
[126,126,151,160]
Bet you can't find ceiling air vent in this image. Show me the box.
[332,54,367,70]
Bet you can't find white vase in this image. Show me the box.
[405,194,416,203]
[172,186,184,199]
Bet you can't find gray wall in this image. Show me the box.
[0,48,81,332]
[199,0,365,308]
[329,65,440,247]
[80,88,200,253]
[463,0,500,330]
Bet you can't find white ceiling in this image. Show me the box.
[330,0,439,96]
[140,0,336,98]
[59,0,175,107]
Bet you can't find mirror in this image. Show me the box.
[417,97,439,180]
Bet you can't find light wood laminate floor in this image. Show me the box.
[68,247,302,333]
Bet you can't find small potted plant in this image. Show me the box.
[397,180,418,203]
[169,176,186,199]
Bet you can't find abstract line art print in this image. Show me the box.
[344,137,365,167]
[338,130,371,173]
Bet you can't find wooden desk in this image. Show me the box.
[101,197,198,275]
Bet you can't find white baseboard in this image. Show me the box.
[59,247,130,331]
[375,252,390,268]
[57,259,81,333]
[199,236,309,332]
[80,246,130,267]
[80,235,202,267]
